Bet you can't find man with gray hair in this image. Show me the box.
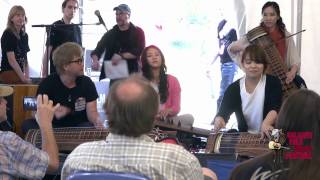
[62,75,216,180]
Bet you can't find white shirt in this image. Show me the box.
[240,75,266,133]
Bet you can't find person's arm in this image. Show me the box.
[211,81,239,127]
[86,100,104,128]
[227,36,250,66]
[24,58,30,79]
[202,167,218,180]
[159,75,181,119]
[286,64,299,84]
[83,76,102,127]
[7,51,30,83]
[261,110,277,138]
[261,75,282,138]
[91,32,109,70]
[167,75,181,116]
[120,26,145,60]
[119,51,137,59]
[54,105,71,119]
[41,46,52,77]
[212,116,226,132]
[36,94,60,173]
[285,33,301,83]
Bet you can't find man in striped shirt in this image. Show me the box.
[62,75,216,180]
[0,85,59,179]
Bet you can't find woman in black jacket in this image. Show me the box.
[212,44,282,138]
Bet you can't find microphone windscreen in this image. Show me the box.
[94,10,100,16]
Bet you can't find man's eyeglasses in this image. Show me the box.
[69,57,83,64]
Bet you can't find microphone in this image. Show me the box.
[94,10,108,31]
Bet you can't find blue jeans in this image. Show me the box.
[217,62,237,110]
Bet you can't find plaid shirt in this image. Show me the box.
[0,131,49,180]
[62,133,204,180]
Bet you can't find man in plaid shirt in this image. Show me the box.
[62,75,216,180]
[0,85,60,179]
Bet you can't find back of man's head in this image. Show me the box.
[105,75,159,137]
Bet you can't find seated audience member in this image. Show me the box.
[0,86,60,179]
[22,42,103,134]
[0,86,14,131]
[141,45,194,128]
[229,89,320,180]
[212,44,282,137]
[61,75,216,180]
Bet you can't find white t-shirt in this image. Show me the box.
[240,75,266,133]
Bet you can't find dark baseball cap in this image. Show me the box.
[113,4,131,14]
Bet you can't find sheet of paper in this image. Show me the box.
[104,60,129,79]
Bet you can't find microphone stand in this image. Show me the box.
[32,22,100,77]
[31,22,100,28]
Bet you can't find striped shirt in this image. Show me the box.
[0,131,49,180]
[62,133,204,180]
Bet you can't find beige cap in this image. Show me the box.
[0,85,13,97]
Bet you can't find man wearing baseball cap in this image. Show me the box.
[113,4,131,14]
[0,85,14,130]
[0,85,60,179]
[91,3,145,86]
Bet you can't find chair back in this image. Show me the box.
[67,171,149,180]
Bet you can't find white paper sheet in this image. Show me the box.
[104,60,129,79]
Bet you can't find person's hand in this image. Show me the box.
[260,120,274,139]
[91,54,100,71]
[202,167,218,180]
[285,70,296,84]
[21,76,32,84]
[111,53,122,65]
[93,117,105,129]
[212,116,226,133]
[36,94,60,128]
[158,108,172,120]
[54,105,71,120]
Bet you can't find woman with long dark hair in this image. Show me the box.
[141,45,194,127]
[228,1,301,86]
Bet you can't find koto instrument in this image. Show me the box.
[25,127,175,153]
[154,120,211,137]
[205,132,270,158]
[247,26,304,98]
